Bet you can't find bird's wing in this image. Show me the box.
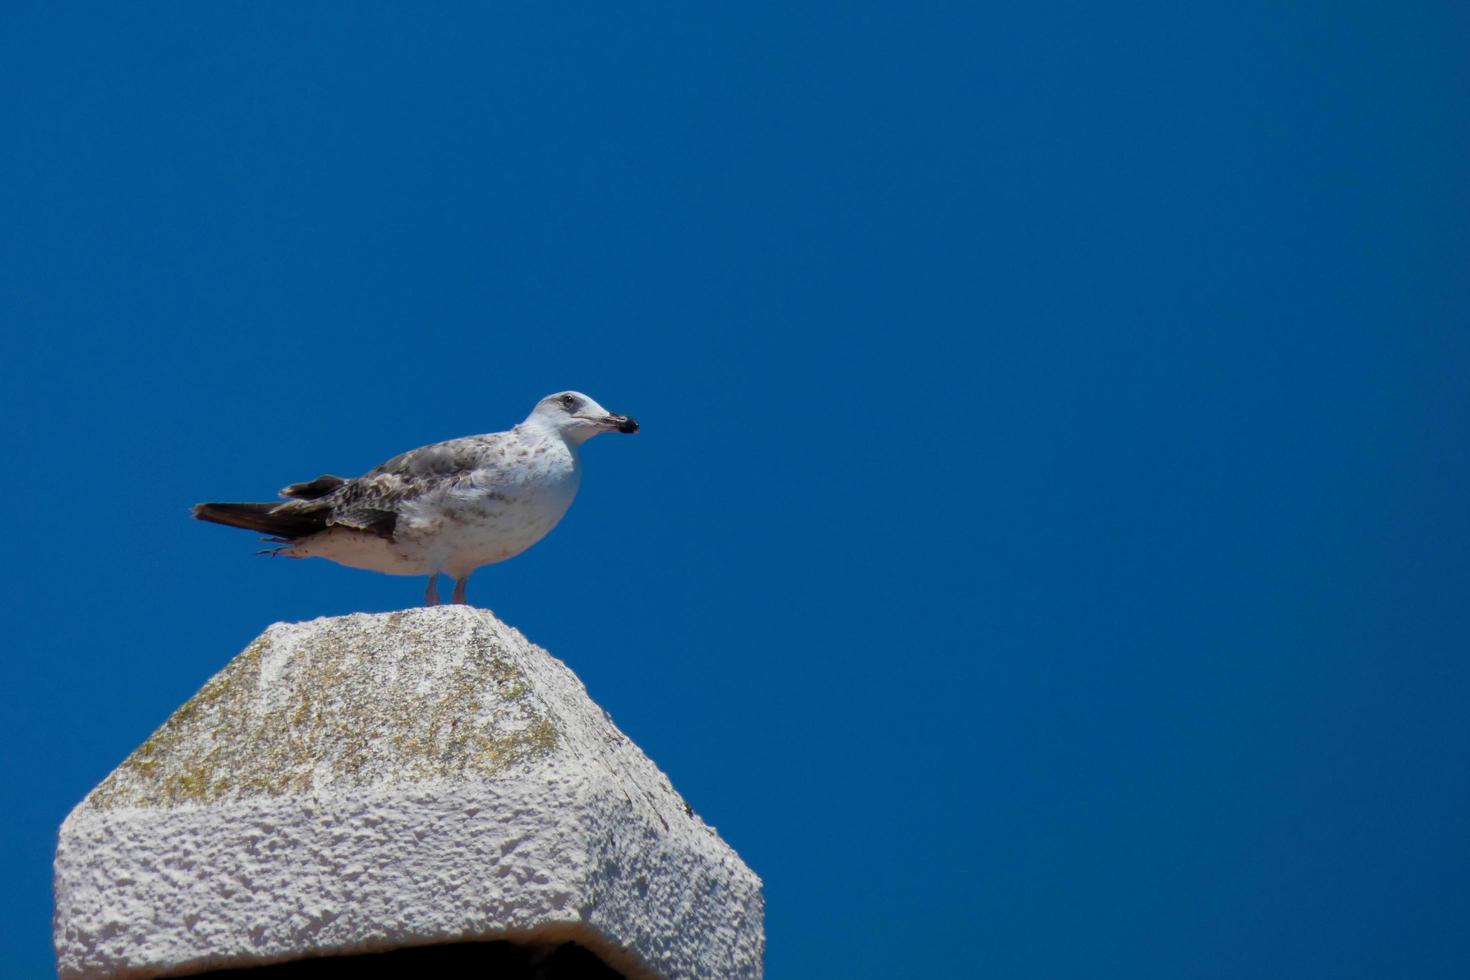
[317,435,504,538]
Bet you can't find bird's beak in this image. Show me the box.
[577,413,639,433]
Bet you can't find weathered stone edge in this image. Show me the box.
[55,775,762,980]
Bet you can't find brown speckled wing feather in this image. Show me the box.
[306,435,506,540]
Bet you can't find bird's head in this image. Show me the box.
[527,391,639,444]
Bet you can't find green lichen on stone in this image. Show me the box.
[88,611,561,810]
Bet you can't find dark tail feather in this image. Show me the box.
[279,474,347,500]
[192,502,328,539]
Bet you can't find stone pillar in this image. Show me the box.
[53,608,763,979]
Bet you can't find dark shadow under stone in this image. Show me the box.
[179,940,628,978]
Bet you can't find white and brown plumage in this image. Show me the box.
[194,391,639,605]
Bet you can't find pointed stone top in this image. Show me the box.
[88,608,560,809]
[56,608,763,979]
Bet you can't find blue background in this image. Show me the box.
[3,3,1467,976]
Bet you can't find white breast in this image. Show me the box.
[397,437,582,578]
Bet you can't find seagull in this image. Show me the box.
[194,391,639,606]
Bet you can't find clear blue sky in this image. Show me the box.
[2,3,1467,976]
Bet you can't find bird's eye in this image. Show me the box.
[560,394,576,410]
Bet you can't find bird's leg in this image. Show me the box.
[451,573,471,605]
[424,573,440,606]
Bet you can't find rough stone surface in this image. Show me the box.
[53,608,762,979]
